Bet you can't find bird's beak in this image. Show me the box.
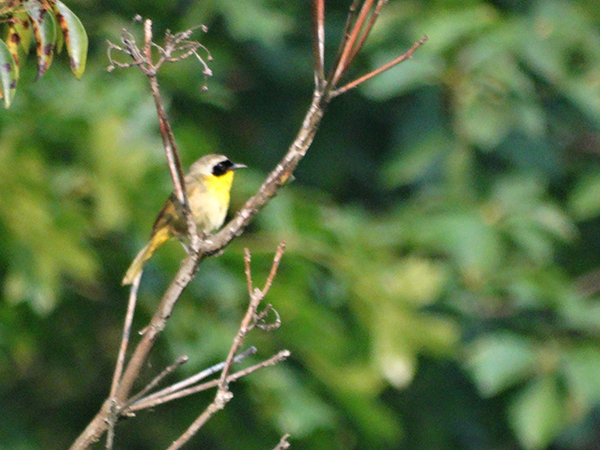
[231,163,247,171]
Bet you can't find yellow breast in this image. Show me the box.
[188,171,235,233]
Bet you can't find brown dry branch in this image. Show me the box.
[70,3,427,449]
[127,346,257,411]
[109,269,141,398]
[105,270,141,449]
[166,244,287,450]
[218,242,285,389]
[311,0,325,87]
[123,355,189,411]
[332,34,429,97]
[127,350,290,413]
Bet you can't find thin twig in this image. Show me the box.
[346,0,388,69]
[311,0,325,86]
[332,34,429,97]
[123,355,188,410]
[106,271,141,449]
[164,350,290,450]
[167,390,233,450]
[144,38,196,246]
[130,346,257,409]
[105,401,116,450]
[219,244,287,389]
[329,0,362,82]
[331,0,375,86]
[158,245,287,448]
[110,271,141,397]
[244,248,253,294]
[111,19,206,403]
[263,241,286,296]
[253,304,282,331]
[127,350,291,412]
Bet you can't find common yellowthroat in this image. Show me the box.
[122,154,246,285]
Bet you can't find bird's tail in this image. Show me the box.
[122,227,172,285]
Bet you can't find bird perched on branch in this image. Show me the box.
[122,154,246,285]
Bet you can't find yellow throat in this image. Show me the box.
[204,170,235,207]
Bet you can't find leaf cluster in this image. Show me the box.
[0,0,87,107]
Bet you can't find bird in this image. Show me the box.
[122,154,246,285]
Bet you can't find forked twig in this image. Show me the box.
[346,0,387,68]
[123,355,188,411]
[127,350,290,413]
[333,34,429,97]
[129,346,257,410]
[164,244,287,450]
[164,351,291,450]
[219,241,286,388]
[330,0,377,86]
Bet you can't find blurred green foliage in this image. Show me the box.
[2,1,600,449]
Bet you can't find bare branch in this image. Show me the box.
[154,244,288,448]
[219,244,287,389]
[244,247,253,294]
[253,304,282,332]
[329,0,361,81]
[332,34,429,97]
[110,271,141,397]
[346,0,388,68]
[123,355,188,410]
[263,241,286,296]
[126,350,291,412]
[105,398,118,450]
[167,389,233,450]
[115,252,201,400]
[106,18,213,256]
[331,0,375,86]
[164,350,291,450]
[130,346,257,410]
[311,0,325,86]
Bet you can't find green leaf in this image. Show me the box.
[508,376,565,450]
[13,12,34,52]
[5,25,20,79]
[381,132,450,188]
[420,6,498,54]
[519,1,600,127]
[568,173,600,220]
[456,83,512,149]
[217,0,293,45]
[562,346,600,415]
[0,39,18,108]
[53,0,88,78]
[409,210,502,282]
[24,0,57,78]
[466,333,538,397]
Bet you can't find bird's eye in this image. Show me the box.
[212,159,233,176]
